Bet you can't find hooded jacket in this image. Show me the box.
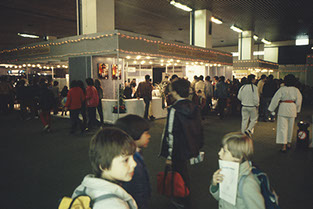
[159,99,204,161]
[209,161,265,209]
[72,174,137,209]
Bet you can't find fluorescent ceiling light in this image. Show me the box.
[17,33,39,39]
[296,38,309,46]
[231,51,264,57]
[231,52,239,57]
[261,38,271,44]
[254,51,264,56]
[230,25,243,33]
[170,0,192,12]
[211,17,223,24]
[253,35,258,41]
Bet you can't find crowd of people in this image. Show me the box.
[0,73,312,209]
[0,75,104,133]
[62,73,307,209]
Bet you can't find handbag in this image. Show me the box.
[157,165,190,198]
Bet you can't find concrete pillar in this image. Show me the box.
[68,56,92,83]
[264,47,279,63]
[238,31,254,60]
[190,9,212,48]
[78,0,115,35]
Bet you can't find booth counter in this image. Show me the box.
[102,97,167,123]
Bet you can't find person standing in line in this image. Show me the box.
[130,78,137,98]
[190,75,198,93]
[124,80,133,99]
[60,85,69,116]
[160,75,170,109]
[268,74,302,152]
[237,74,259,137]
[212,76,219,91]
[94,79,104,124]
[85,78,99,130]
[38,78,54,133]
[164,74,179,107]
[16,79,28,119]
[65,80,85,134]
[215,76,229,119]
[204,76,214,114]
[209,132,265,209]
[195,75,206,98]
[77,80,87,131]
[136,75,153,120]
[159,79,203,209]
[262,75,277,122]
[257,74,267,121]
[50,80,60,115]
[115,115,151,209]
[0,76,13,115]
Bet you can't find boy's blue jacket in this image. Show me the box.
[122,151,151,209]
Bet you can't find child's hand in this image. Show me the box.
[212,169,224,186]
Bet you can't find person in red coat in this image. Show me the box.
[85,78,99,129]
[65,80,85,134]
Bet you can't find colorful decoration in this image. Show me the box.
[112,84,126,114]
[98,63,109,79]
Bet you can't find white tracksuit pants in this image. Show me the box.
[241,106,258,133]
[276,115,295,144]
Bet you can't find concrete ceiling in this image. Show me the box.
[0,0,312,51]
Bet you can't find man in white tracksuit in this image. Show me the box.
[238,74,259,137]
[268,74,302,152]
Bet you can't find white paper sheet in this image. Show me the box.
[218,160,240,205]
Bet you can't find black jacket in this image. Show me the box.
[263,79,277,98]
[160,99,204,161]
[39,87,54,111]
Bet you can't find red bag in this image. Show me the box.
[157,166,190,198]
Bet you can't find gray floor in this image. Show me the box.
[2,105,313,209]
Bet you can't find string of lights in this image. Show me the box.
[0,32,232,59]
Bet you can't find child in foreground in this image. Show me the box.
[72,127,138,209]
[209,132,265,209]
[115,114,151,209]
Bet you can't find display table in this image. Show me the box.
[101,97,167,123]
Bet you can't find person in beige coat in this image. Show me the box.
[209,132,265,209]
[268,74,302,152]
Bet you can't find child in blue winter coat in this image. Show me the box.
[115,115,151,209]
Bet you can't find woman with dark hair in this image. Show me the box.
[85,78,99,129]
[268,74,302,152]
[77,80,87,131]
[94,79,104,124]
[65,80,85,134]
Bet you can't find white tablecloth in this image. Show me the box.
[101,97,167,123]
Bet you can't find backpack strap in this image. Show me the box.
[75,187,133,209]
[94,194,134,209]
[238,174,249,198]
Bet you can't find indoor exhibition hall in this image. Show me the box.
[1,1,313,209]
